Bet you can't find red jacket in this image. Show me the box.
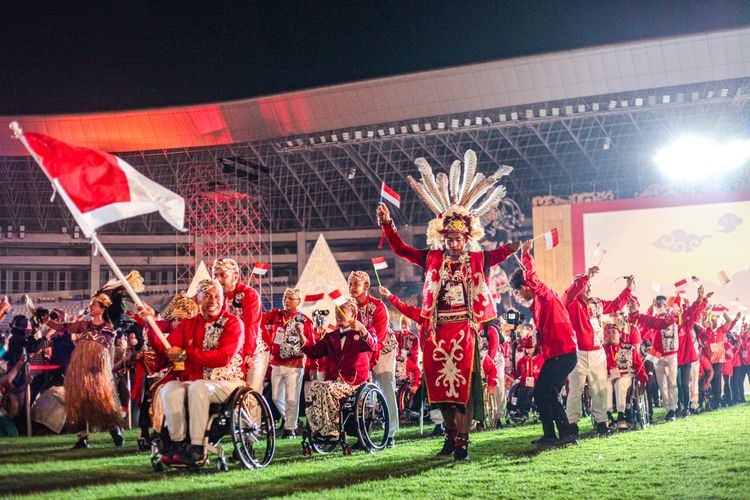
[723,342,735,375]
[224,282,263,359]
[699,355,713,379]
[740,333,750,366]
[302,327,377,386]
[264,309,313,369]
[165,311,244,382]
[604,342,647,384]
[355,295,389,365]
[629,310,678,355]
[697,316,738,364]
[523,252,577,361]
[304,327,327,380]
[564,276,632,351]
[514,353,543,388]
[677,298,708,366]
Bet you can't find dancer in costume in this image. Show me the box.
[377,149,519,460]
[47,293,123,449]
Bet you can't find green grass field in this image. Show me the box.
[2,404,749,499]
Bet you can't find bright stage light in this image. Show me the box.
[654,136,750,182]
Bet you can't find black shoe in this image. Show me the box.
[281,429,296,439]
[385,437,395,448]
[173,445,204,466]
[532,436,560,449]
[436,437,456,456]
[110,427,124,447]
[137,437,151,452]
[453,445,469,461]
[665,410,676,421]
[595,422,613,436]
[495,419,504,429]
[72,438,89,449]
[431,424,445,437]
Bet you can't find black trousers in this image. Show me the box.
[710,363,723,408]
[722,374,732,404]
[534,352,577,438]
[733,365,748,403]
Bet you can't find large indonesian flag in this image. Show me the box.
[19,131,185,237]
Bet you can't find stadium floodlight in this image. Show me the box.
[475,117,482,125]
[451,119,460,128]
[400,126,408,134]
[331,134,338,142]
[377,129,386,137]
[286,140,294,147]
[654,136,750,182]
[411,123,420,132]
[463,119,471,127]
[342,132,350,141]
[510,112,519,120]
[437,121,446,129]
[354,131,363,139]
[424,123,433,131]
[367,130,375,138]
[388,127,396,135]
[499,113,507,121]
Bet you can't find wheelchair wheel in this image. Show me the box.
[397,383,413,423]
[635,385,651,429]
[230,387,276,468]
[355,383,390,452]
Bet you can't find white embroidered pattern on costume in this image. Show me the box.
[615,346,634,373]
[227,292,245,317]
[432,329,467,398]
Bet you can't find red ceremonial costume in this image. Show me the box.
[354,295,389,365]
[513,353,544,388]
[382,221,513,405]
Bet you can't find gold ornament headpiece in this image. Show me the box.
[162,292,199,321]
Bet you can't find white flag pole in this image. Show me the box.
[91,233,171,349]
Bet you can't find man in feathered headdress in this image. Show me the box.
[377,149,520,460]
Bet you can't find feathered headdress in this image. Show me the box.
[407,149,512,248]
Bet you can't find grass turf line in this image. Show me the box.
[0,404,749,499]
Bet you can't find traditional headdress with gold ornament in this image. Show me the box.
[347,271,370,286]
[162,292,200,321]
[211,258,240,277]
[407,149,513,248]
[91,293,113,308]
[283,287,302,300]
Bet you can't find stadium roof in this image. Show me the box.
[2,26,749,233]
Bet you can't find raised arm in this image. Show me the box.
[377,202,426,267]
[485,241,521,268]
[380,286,421,323]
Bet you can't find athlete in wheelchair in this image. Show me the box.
[505,337,541,425]
[300,297,391,455]
[139,279,275,471]
[603,322,649,430]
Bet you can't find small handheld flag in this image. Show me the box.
[328,289,348,307]
[371,256,387,286]
[252,262,270,276]
[717,270,730,286]
[380,182,401,208]
[303,293,325,304]
[543,227,559,250]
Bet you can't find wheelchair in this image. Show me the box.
[505,380,538,426]
[151,385,276,472]
[397,380,430,425]
[301,382,391,456]
[626,378,651,430]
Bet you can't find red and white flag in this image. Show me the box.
[18,130,185,238]
[645,351,663,364]
[543,227,559,250]
[380,182,401,208]
[328,289,348,307]
[711,304,729,312]
[252,262,270,276]
[717,270,731,286]
[371,256,388,270]
[674,277,689,289]
[303,293,325,304]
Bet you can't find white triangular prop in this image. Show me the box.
[296,235,349,324]
[186,261,212,298]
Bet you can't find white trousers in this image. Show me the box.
[246,349,270,394]
[689,360,700,410]
[160,379,244,445]
[373,348,398,436]
[492,355,507,419]
[656,353,679,411]
[271,365,305,431]
[613,375,633,413]
[566,348,610,424]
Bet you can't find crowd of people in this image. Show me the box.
[0,149,748,468]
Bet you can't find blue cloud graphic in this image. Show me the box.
[717,213,743,233]
[652,229,710,253]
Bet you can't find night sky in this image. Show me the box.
[2,0,749,115]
